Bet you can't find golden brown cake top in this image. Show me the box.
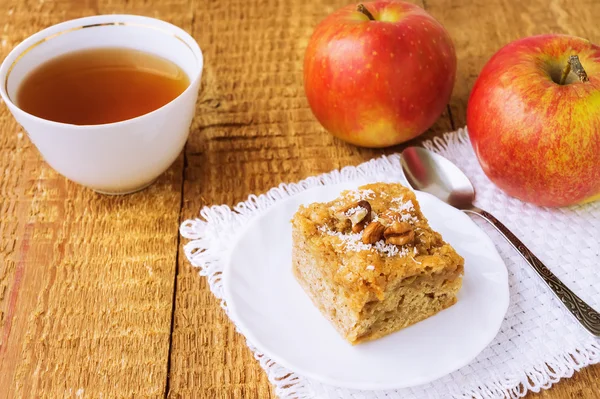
[292,183,464,299]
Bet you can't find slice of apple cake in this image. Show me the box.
[291,182,464,344]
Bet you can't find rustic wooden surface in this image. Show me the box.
[0,0,598,398]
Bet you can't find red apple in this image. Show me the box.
[304,1,456,148]
[467,34,600,207]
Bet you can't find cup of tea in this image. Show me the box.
[0,15,203,194]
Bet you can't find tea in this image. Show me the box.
[16,47,190,125]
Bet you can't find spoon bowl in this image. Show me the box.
[400,147,474,210]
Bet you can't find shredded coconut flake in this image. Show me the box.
[374,240,409,257]
[346,189,375,202]
[389,198,418,223]
[385,210,418,224]
[392,198,414,210]
[319,225,410,257]
[400,213,417,223]
[366,265,375,271]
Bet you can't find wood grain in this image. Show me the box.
[0,0,597,398]
[426,0,600,127]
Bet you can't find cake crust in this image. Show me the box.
[291,183,464,344]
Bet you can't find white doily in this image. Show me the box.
[180,128,600,399]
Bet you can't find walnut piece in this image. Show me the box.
[335,200,372,233]
[362,221,386,244]
[384,221,415,246]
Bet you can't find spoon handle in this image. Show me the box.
[464,206,600,337]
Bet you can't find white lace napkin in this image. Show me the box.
[180,128,600,399]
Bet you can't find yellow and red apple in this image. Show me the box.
[467,34,600,207]
[304,1,456,148]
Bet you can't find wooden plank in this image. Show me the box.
[0,0,193,397]
[168,0,453,397]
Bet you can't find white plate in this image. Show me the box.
[223,181,509,390]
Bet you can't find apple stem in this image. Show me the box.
[559,55,589,85]
[357,4,376,21]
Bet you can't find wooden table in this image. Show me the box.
[1,0,598,397]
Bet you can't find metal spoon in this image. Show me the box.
[400,146,600,337]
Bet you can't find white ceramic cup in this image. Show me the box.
[0,15,203,194]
